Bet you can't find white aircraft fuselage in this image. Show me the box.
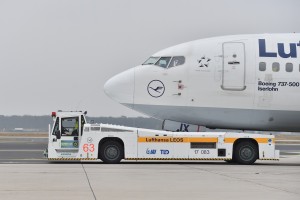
[104,34,300,132]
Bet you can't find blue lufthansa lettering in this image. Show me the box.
[259,39,277,57]
[259,39,299,58]
[278,43,297,58]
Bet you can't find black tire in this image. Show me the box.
[234,141,258,165]
[100,141,123,164]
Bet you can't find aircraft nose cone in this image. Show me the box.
[104,68,135,107]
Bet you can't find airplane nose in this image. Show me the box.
[104,68,135,107]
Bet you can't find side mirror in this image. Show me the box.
[55,130,61,140]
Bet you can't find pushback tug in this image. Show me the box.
[44,111,279,164]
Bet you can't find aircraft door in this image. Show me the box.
[222,42,246,91]
[51,117,80,150]
[50,117,60,150]
[60,117,80,149]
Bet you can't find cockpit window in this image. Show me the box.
[143,56,186,68]
[168,56,185,68]
[143,57,160,65]
[155,57,171,68]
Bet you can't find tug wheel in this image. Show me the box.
[234,141,258,165]
[100,141,123,164]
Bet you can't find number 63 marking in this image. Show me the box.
[83,144,95,152]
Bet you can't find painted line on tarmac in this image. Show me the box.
[280,151,300,154]
[0,150,44,152]
[0,135,48,139]
[0,141,46,143]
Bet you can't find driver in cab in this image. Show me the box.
[61,118,79,136]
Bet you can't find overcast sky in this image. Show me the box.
[0,0,299,117]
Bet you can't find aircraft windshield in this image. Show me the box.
[142,57,160,65]
[168,56,185,68]
[155,57,171,68]
[142,56,185,68]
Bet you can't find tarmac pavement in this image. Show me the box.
[0,157,299,200]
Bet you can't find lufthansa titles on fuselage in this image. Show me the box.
[259,39,300,58]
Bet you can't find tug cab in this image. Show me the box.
[46,111,86,158]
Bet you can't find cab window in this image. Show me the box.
[142,57,160,65]
[81,115,86,135]
[155,57,171,68]
[168,56,185,68]
[52,118,59,135]
[61,117,79,136]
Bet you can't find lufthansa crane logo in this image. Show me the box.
[147,80,165,98]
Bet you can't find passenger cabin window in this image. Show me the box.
[286,63,293,72]
[155,57,171,68]
[272,62,280,72]
[259,62,266,71]
[142,57,159,65]
[168,56,185,68]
